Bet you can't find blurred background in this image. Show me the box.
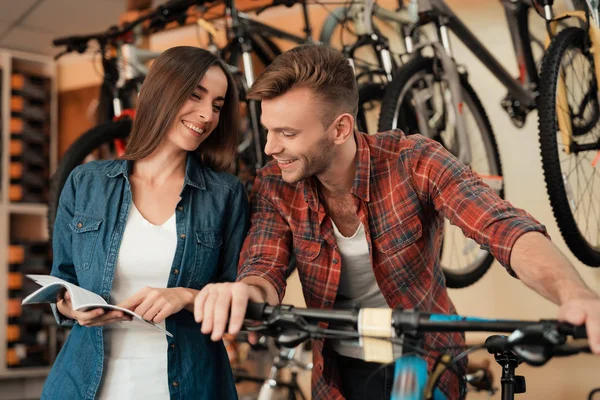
[0,0,599,398]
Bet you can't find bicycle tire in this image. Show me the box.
[537,27,600,266]
[47,119,132,239]
[318,6,350,45]
[378,56,502,288]
[357,81,387,133]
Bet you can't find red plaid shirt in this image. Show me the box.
[238,131,547,399]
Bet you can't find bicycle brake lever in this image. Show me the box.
[507,324,567,366]
[276,330,310,348]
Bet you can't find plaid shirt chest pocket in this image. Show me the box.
[293,235,322,263]
[370,212,424,285]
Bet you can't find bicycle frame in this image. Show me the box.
[224,0,315,168]
[388,0,541,163]
[412,0,539,113]
[112,43,161,117]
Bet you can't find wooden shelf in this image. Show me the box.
[0,366,51,380]
[0,49,57,394]
[8,203,48,215]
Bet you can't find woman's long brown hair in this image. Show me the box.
[122,46,240,171]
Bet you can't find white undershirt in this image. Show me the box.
[97,203,176,400]
[331,221,402,359]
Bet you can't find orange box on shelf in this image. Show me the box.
[11,117,23,133]
[7,298,22,318]
[8,245,25,264]
[9,184,23,201]
[11,96,24,112]
[10,162,23,179]
[9,139,23,156]
[6,348,19,366]
[6,325,20,342]
[8,272,23,290]
[12,73,25,90]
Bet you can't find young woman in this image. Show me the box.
[43,46,248,399]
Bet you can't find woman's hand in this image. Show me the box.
[56,291,130,327]
[117,287,196,324]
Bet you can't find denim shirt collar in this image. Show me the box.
[106,154,207,190]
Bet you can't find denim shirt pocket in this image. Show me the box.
[189,229,223,288]
[69,212,103,272]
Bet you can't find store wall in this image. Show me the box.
[56,1,600,398]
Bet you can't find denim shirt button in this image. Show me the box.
[173,269,180,275]
[172,381,179,387]
[180,233,186,239]
[170,343,176,349]
[76,222,83,228]
[177,206,183,211]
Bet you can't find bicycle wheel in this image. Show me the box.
[538,27,600,266]
[357,82,387,134]
[47,119,132,238]
[378,56,503,288]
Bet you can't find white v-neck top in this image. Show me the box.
[97,203,176,400]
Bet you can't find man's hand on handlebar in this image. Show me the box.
[194,281,266,342]
[558,294,600,354]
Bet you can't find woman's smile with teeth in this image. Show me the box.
[183,121,205,134]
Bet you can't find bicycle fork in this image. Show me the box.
[544,6,600,158]
[239,42,266,169]
[408,32,473,164]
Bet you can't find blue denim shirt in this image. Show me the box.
[42,155,249,400]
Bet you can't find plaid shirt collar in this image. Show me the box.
[301,131,372,211]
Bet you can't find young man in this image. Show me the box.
[194,45,600,399]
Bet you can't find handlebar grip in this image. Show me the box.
[245,302,267,320]
[560,322,587,339]
[162,0,197,13]
[53,36,84,46]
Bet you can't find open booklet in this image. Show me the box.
[22,275,173,337]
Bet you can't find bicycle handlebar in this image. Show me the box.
[52,0,209,57]
[255,0,304,15]
[244,302,590,366]
[245,302,587,337]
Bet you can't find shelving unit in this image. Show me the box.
[0,49,57,398]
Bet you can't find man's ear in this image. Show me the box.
[333,113,354,144]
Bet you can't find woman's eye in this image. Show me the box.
[191,93,201,100]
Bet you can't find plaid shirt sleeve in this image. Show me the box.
[236,171,292,301]
[408,135,548,276]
